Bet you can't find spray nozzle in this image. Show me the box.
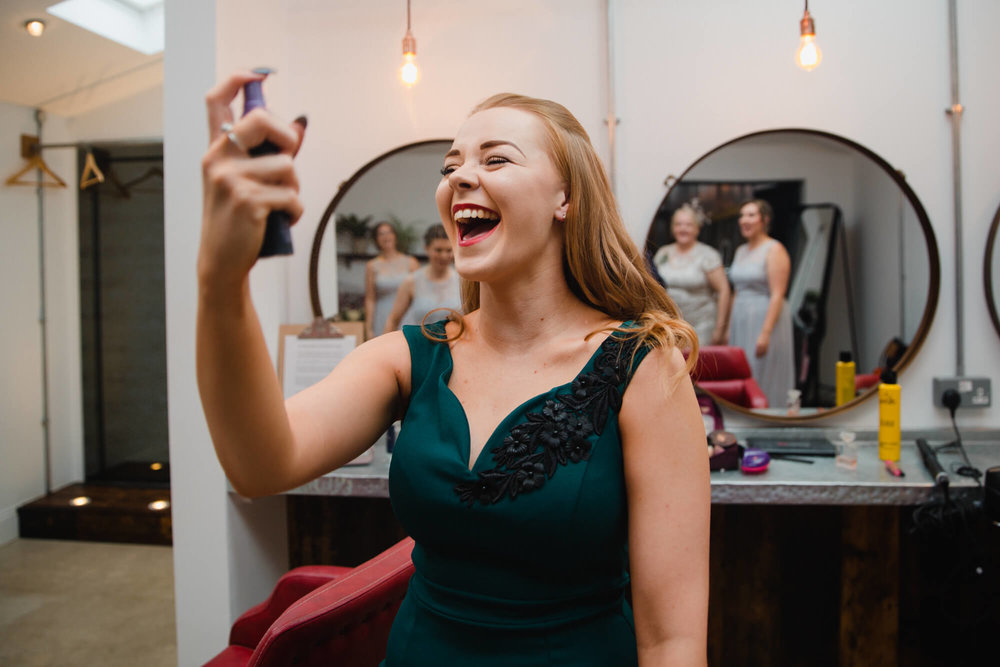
[243,67,275,115]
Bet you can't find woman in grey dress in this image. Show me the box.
[652,202,730,345]
[365,221,419,340]
[727,199,794,408]
[384,224,462,332]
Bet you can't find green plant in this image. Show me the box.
[335,213,373,239]
[387,215,420,254]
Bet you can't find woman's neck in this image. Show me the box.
[746,234,769,249]
[674,240,696,253]
[473,264,609,352]
[379,248,401,261]
[427,263,451,280]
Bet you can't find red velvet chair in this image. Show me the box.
[689,346,769,409]
[204,537,415,667]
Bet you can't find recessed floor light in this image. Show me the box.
[147,500,169,511]
[70,496,91,506]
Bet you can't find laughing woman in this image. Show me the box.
[197,71,710,666]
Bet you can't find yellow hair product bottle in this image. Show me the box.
[878,369,901,461]
[835,351,856,406]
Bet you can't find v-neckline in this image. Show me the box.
[438,327,624,474]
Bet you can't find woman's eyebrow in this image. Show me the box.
[480,140,525,156]
[444,140,526,159]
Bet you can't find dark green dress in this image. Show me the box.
[384,320,650,666]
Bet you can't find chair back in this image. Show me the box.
[250,537,415,667]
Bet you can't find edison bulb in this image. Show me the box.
[400,53,419,86]
[796,34,822,71]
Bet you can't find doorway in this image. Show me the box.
[78,143,168,486]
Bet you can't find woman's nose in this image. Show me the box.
[449,163,478,190]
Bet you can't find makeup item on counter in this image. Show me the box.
[835,350,856,406]
[740,449,770,474]
[708,429,740,471]
[768,454,814,464]
[786,388,801,416]
[834,430,858,470]
[884,460,905,477]
[243,67,294,257]
[878,369,901,462]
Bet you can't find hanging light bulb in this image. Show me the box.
[400,0,419,86]
[795,1,822,71]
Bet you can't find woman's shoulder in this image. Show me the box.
[695,242,722,263]
[764,237,790,258]
[652,243,675,264]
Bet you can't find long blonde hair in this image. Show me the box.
[439,93,697,370]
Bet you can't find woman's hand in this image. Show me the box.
[755,330,771,357]
[710,329,728,346]
[199,71,307,294]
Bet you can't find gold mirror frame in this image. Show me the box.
[652,128,940,423]
[985,202,1000,340]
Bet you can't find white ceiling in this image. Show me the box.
[0,0,163,118]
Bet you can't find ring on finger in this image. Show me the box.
[220,122,247,152]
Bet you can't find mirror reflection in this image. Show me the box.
[311,140,453,324]
[646,130,939,418]
[986,203,1000,340]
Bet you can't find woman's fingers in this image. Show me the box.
[213,108,301,157]
[205,70,266,142]
[291,116,307,157]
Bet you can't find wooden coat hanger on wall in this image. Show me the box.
[79,150,105,189]
[5,135,67,188]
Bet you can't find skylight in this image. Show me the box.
[47,0,164,55]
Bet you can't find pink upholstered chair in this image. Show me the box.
[204,537,415,667]
[689,346,769,409]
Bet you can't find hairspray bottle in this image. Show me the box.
[242,68,293,257]
[878,369,901,461]
[835,350,856,406]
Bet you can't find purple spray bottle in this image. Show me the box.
[243,67,293,257]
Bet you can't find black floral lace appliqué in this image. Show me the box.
[454,334,640,507]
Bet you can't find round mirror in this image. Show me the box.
[646,129,940,421]
[986,203,1000,339]
[309,139,452,320]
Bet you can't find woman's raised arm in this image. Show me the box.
[196,72,406,497]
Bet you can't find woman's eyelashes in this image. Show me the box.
[439,155,511,176]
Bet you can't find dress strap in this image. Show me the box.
[605,326,653,392]
[402,319,449,391]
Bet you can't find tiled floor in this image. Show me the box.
[0,538,176,667]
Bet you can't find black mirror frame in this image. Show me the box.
[654,128,941,423]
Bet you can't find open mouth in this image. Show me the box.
[453,204,501,247]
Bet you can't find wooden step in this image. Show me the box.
[17,483,172,545]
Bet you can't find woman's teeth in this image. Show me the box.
[453,208,500,221]
[454,207,501,245]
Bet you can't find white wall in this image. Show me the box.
[160,0,1000,663]
[68,85,164,143]
[0,102,80,544]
